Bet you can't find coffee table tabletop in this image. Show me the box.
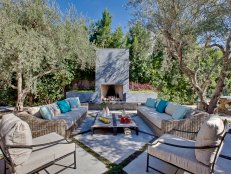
[91,112,139,135]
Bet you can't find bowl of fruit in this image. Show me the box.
[120,116,131,124]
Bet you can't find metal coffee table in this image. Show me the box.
[91,112,139,135]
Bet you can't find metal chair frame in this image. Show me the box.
[146,121,229,174]
[0,137,76,174]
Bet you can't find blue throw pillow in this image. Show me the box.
[40,106,53,120]
[145,98,156,108]
[66,97,80,108]
[156,99,168,113]
[57,100,71,113]
[172,106,189,120]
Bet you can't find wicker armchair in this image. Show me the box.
[16,112,67,138]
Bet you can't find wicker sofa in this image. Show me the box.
[137,101,209,140]
[16,100,88,138]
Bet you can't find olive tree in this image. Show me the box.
[0,0,94,111]
[128,0,231,113]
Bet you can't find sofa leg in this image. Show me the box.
[4,160,6,174]
[146,153,149,172]
[74,150,77,169]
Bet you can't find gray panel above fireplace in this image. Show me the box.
[95,48,129,101]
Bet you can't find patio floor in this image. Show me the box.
[1,109,230,173]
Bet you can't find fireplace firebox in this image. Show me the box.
[101,84,123,101]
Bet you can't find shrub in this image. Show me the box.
[129,82,154,91]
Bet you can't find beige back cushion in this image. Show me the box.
[195,116,224,166]
[0,114,32,166]
[27,106,42,118]
[47,103,61,116]
[165,102,179,115]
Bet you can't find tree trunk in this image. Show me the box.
[198,93,209,111]
[16,70,24,111]
[16,58,25,112]
[207,66,227,114]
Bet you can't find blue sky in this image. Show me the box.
[56,0,131,33]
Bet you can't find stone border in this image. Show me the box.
[66,91,158,104]
[88,102,140,110]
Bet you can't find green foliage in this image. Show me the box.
[127,0,231,111]
[90,9,112,48]
[110,26,124,48]
[89,9,127,49]
[127,23,152,83]
[149,52,196,104]
[35,70,74,104]
[0,0,95,108]
[0,88,16,106]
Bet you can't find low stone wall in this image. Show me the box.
[88,102,140,110]
[66,91,158,104]
[125,92,157,103]
[66,91,95,103]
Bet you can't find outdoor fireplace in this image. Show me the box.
[95,48,129,102]
[101,84,123,101]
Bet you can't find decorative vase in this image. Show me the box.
[102,108,107,117]
[102,106,110,117]
[105,106,110,116]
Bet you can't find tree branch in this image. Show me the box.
[225,33,231,58]
[177,42,183,65]
[10,84,17,89]
[207,43,225,55]
[194,68,200,86]
[32,69,54,81]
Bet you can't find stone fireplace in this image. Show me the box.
[95,48,129,101]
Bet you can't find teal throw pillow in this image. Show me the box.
[172,106,189,120]
[40,106,53,120]
[156,99,168,113]
[145,98,156,108]
[66,97,80,108]
[57,100,71,113]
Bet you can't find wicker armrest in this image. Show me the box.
[16,112,67,138]
[171,129,199,134]
[161,112,209,140]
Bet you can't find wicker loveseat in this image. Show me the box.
[16,99,88,138]
[137,101,209,140]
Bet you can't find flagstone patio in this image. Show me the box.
[73,113,155,164]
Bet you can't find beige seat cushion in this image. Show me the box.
[195,116,224,166]
[165,102,179,116]
[15,145,55,174]
[0,114,32,166]
[137,106,172,128]
[15,132,75,174]
[148,134,210,174]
